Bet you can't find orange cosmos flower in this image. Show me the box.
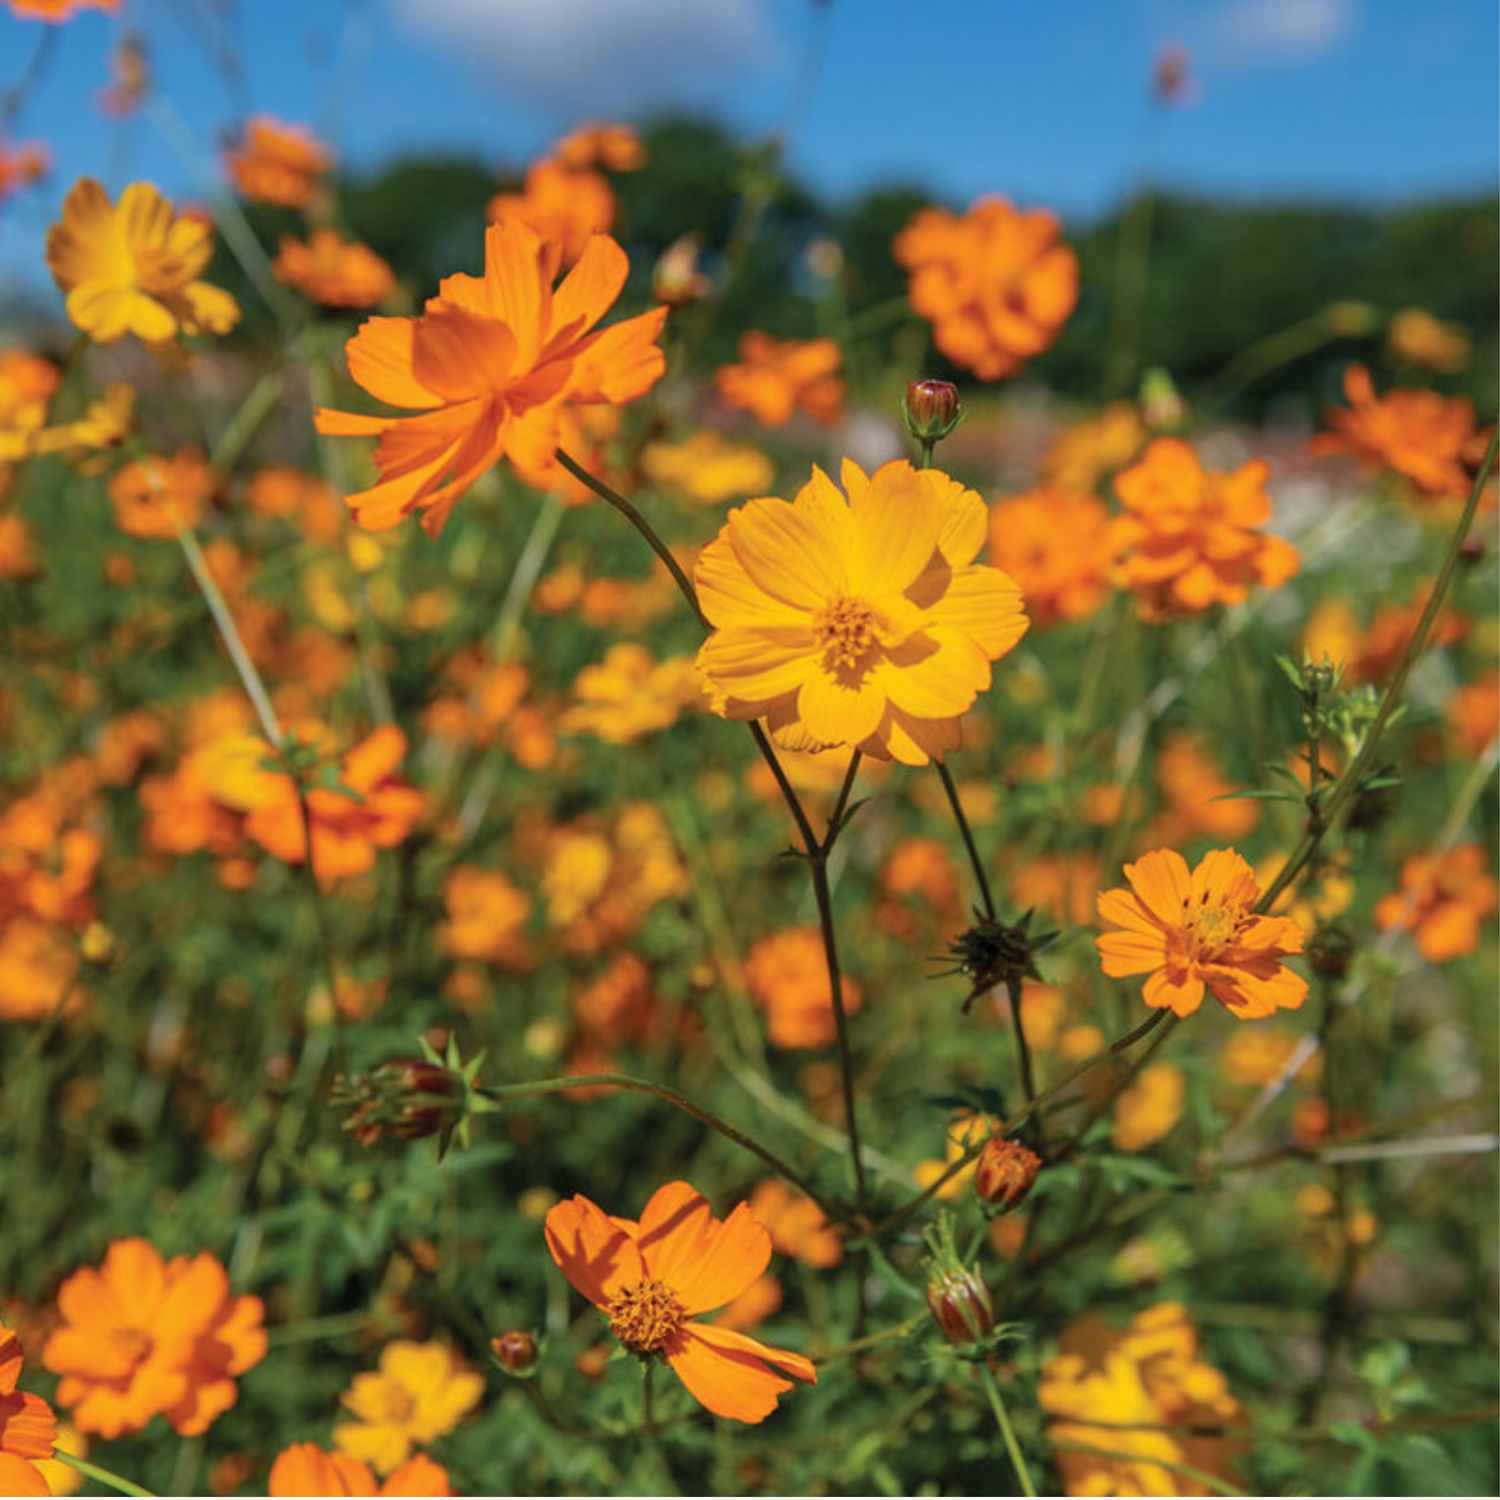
[107,446,214,537]
[714,332,844,427]
[544,1180,816,1423]
[743,926,862,1049]
[274,229,394,309]
[487,159,615,267]
[43,1238,265,1439]
[270,1445,452,1497]
[1386,308,1471,374]
[695,458,1027,764]
[987,485,1114,626]
[1043,402,1146,491]
[0,141,48,209]
[1112,1060,1185,1153]
[554,122,644,172]
[438,865,531,964]
[244,465,343,542]
[0,918,80,1021]
[1152,734,1257,845]
[1373,843,1497,963]
[9,0,119,17]
[97,36,148,117]
[894,196,1078,381]
[46,178,239,345]
[224,116,332,208]
[1311,363,1480,498]
[1110,437,1299,617]
[0,1322,56,1498]
[0,350,60,492]
[314,220,666,536]
[1448,674,1499,758]
[1096,847,1308,1019]
[747,1179,843,1269]
[233,726,424,888]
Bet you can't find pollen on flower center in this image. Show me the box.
[108,1325,151,1363]
[380,1386,417,1424]
[607,1277,686,1354]
[1184,896,1245,958]
[812,594,880,670]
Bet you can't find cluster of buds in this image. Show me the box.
[333,1035,492,1158]
[902,379,962,450]
[490,1330,539,1378]
[923,1215,994,1348]
[942,908,1059,1015]
[974,1136,1042,1212]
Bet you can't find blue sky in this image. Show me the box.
[0,0,1495,296]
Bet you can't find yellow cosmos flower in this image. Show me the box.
[694,459,1027,765]
[45,178,240,345]
[333,1341,483,1475]
[642,430,775,505]
[562,643,706,744]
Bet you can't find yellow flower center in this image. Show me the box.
[108,1325,151,1363]
[812,594,880,670]
[132,245,190,298]
[379,1384,417,1425]
[607,1277,686,1355]
[1183,895,1247,959]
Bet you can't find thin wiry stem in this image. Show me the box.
[1259,426,1497,913]
[978,1361,1038,1498]
[50,1452,156,1499]
[553,448,872,1213]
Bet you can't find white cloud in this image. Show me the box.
[384,0,783,120]
[1209,0,1359,65]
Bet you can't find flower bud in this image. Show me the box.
[337,1057,467,1146]
[490,1330,539,1377]
[974,1136,1042,1210]
[903,380,961,447]
[926,1266,995,1345]
[1139,366,1185,431]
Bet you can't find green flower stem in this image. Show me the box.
[935,761,996,922]
[1259,426,1497,914]
[173,521,282,747]
[553,447,872,1217]
[50,1451,157,1499]
[870,1010,1170,1238]
[476,1074,856,1227]
[1051,1440,1246,1497]
[978,1361,1037,1498]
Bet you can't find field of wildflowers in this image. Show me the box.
[0,1,1496,1496]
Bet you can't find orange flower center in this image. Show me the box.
[132,245,188,297]
[1182,894,1247,960]
[607,1277,686,1354]
[108,1325,151,1363]
[812,594,879,670]
[379,1385,417,1424]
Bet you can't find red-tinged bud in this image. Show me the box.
[336,1056,466,1146]
[974,1136,1042,1210]
[1460,532,1487,566]
[903,379,962,448]
[926,1266,995,1346]
[491,1330,539,1377]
